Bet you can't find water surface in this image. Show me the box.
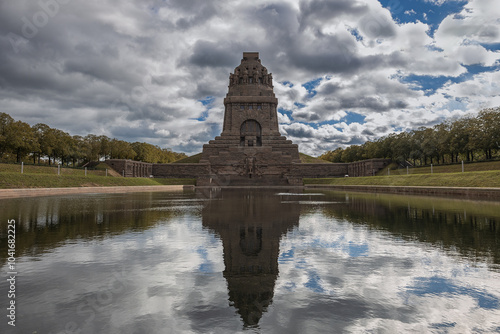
[0,189,499,333]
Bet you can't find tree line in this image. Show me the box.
[320,107,500,166]
[0,112,187,165]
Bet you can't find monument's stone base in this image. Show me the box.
[152,163,209,178]
[105,158,391,185]
[198,133,303,186]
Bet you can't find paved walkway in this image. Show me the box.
[0,185,185,199]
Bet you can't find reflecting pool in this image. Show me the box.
[1,189,499,333]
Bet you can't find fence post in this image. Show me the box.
[21,162,23,174]
[106,169,108,177]
[407,166,409,175]
[462,160,464,173]
[85,167,87,176]
[58,164,60,175]
[431,164,433,174]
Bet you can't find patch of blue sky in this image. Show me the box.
[196,246,215,273]
[197,247,209,259]
[401,63,500,96]
[196,96,215,121]
[348,28,363,42]
[278,248,295,264]
[480,42,500,52]
[310,237,343,249]
[343,111,366,125]
[406,276,500,309]
[346,242,369,257]
[302,78,322,97]
[278,107,294,120]
[281,80,294,88]
[304,270,325,294]
[294,257,309,270]
[199,96,215,106]
[430,322,457,329]
[378,0,468,36]
[302,111,366,131]
[198,262,214,273]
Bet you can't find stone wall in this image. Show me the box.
[348,159,391,177]
[289,159,390,179]
[106,159,153,177]
[152,163,209,178]
[106,158,391,182]
[291,163,348,178]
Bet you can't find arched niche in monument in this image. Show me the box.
[240,119,262,147]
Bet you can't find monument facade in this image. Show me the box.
[198,52,302,186]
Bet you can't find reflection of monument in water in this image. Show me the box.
[201,189,299,327]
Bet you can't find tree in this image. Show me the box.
[421,127,439,164]
[392,132,412,164]
[51,129,72,165]
[450,117,472,162]
[434,122,451,164]
[109,139,136,160]
[0,113,15,160]
[83,134,101,162]
[33,123,57,164]
[477,108,500,159]
[69,135,85,166]
[7,121,39,162]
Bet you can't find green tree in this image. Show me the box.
[83,134,102,162]
[33,123,57,164]
[0,113,15,160]
[109,139,136,159]
[7,121,39,162]
[434,122,451,164]
[477,108,500,159]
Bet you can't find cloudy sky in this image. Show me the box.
[1,0,499,156]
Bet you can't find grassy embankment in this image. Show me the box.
[304,160,500,188]
[0,163,195,189]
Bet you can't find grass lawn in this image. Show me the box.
[172,153,202,163]
[299,153,331,163]
[0,163,196,189]
[378,160,500,176]
[305,170,500,188]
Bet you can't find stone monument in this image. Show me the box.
[198,52,302,186]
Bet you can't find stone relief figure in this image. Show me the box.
[253,68,260,84]
[229,74,234,86]
[243,68,249,84]
[261,68,267,85]
[246,156,256,174]
[268,73,273,87]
